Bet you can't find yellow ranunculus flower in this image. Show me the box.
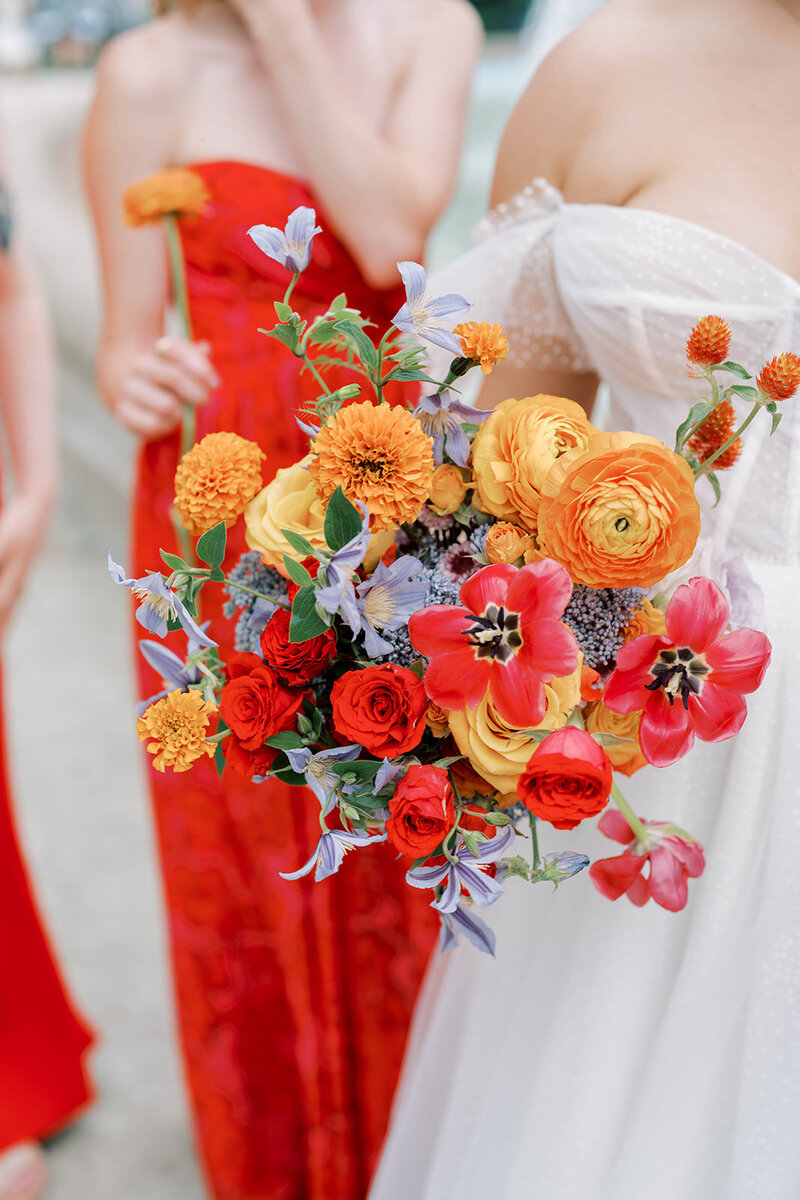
[428,464,470,516]
[584,702,647,777]
[244,455,328,573]
[448,657,583,794]
[471,395,596,531]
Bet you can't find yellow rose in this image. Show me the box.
[584,702,647,777]
[425,703,450,739]
[428,464,470,516]
[471,395,596,531]
[485,522,533,565]
[244,455,327,572]
[622,598,667,642]
[448,659,582,794]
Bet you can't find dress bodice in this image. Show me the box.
[438,178,800,565]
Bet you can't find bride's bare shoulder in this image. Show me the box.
[94,16,191,109]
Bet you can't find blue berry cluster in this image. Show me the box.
[224,551,288,654]
[563,585,646,670]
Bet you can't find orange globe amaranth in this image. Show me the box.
[123,168,211,227]
[757,351,800,402]
[309,401,434,532]
[536,431,702,588]
[175,431,266,537]
[687,399,742,470]
[137,689,217,773]
[685,315,731,367]
[453,321,509,375]
[471,395,597,531]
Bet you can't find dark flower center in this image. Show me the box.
[645,647,709,709]
[467,603,523,663]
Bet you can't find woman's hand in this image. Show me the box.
[0,491,54,638]
[113,337,219,440]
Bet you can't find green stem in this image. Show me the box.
[170,506,195,569]
[284,272,299,307]
[301,352,334,397]
[529,810,540,871]
[611,783,649,844]
[164,215,196,456]
[694,402,761,478]
[225,578,286,604]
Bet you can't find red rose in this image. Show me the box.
[330,664,427,758]
[386,765,455,857]
[517,726,613,830]
[220,652,305,750]
[260,607,336,686]
[223,736,278,779]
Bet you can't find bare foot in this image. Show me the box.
[0,1143,48,1200]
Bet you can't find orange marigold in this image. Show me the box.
[757,351,800,402]
[175,431,266,537]
[453,321,509,375]
[686,399,743,470]
[686,315,731,367]
[123,168,210,228]
[137,689,217,773]
[309,401,434,532]
[536,431,701,589]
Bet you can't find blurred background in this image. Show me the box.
[0,1,571,1194]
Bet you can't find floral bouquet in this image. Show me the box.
[112,209,797,955]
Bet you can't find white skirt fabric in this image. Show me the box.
[369,559,800,1200]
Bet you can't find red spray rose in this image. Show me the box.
[260,607,336,686]
[517,725,613,831]
[330,664,428,758]
[386,765,455,857]
[220,652,305,778]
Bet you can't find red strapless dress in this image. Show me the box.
[0,672,93,1149]
[132,161,437,1200]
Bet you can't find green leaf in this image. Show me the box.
[771,410,783,434]
[330,760,382,781]
[501,855,532,881]
[262,323,302,356]
[270,765,309,787]
[196,521,227,570]
[161,550,189,572]
[323,485,363,552]
[461,830,486,857]
[674,400,713,450]
[333,319,378,370]
[264,731,306,750]
[720,361,752,379]
[289,585,329,643]
[384,367,440,384]
[727,384,759,403]
[283,555,313,588]
[209,565,226,583]
[706,470,722,507]
[281,528,315,558]
[274,300,294,323]
[214,740,227,778]
[590,732,635,748]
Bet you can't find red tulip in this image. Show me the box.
[590,809,705,913]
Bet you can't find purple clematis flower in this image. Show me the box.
[314,502,372,633]
[542,851,590,881]
[284,744,362,816]
[439,904,496,956]
[109,557,216,648]
[355,556,428,657]
[374,758,404,794]
[136,638,203,715]
[392,262,471,355]
[247,206,322,274]
[279,827,387,883]
[406,825,515,913]
[414,390,494,468]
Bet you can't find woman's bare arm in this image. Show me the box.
[226,0,483,287]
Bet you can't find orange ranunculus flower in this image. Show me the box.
[485,522,533,565]
[584,701,647,777]
[174,431,265,537]
[137,689,217,773]
[310,401,433,532]
[123,168,211,227]
[428,464,470,516]
[471,395,596,531]
[452,321,509,375]
[536,431,701,588]
[622,598,667,642]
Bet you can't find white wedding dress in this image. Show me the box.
[369,180,800,1200]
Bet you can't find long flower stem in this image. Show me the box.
[164,215,196,456]
[529,811,540,871]
[224,579,285,604]
[611,783,648,844]
[694,402,761,478]
[170,506,195,570]
[284,272,299,307]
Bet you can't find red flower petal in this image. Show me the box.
[704,628,772,693]
[519,618,579,679]
[489,657,547,728]
[409,605,471,658]
[506,559,573,623]
[459,564,516,615]
[666,577,729,651]
[424,650,489,712]
[604,635,670,714]
[589,852,645,901]
[662,836,705,878]
[688,681,747,743]
[597,809,636,845]
[627,873,651,906]
[639,691,695,766]
[648,845,690,911]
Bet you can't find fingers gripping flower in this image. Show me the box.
[603,576,771,767]
[517,726,614,830]
[408,561,579,729]
[589,809,705,912]
[391,262,471,355]
[247,206,322,274]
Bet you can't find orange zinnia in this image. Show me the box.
[310,401,434,532]
[536,431,701,588]
[453,321,509,375]
[137,689,217,773]
[123,168,210,228]
[175,431,266,537]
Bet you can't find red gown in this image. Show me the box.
[132,161,437,1200]
[0,674,94,1150]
